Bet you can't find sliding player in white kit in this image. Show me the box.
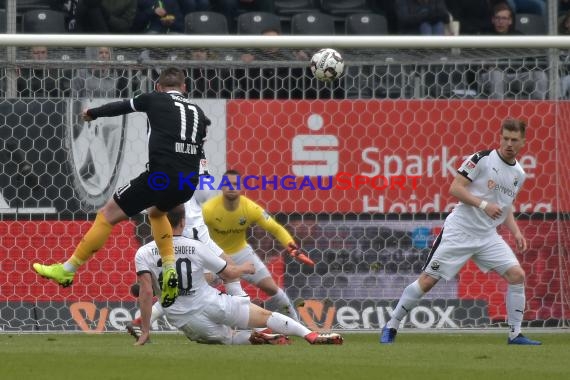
[381,119,541,345]
[127,169,248,338]
[132,205,343,346]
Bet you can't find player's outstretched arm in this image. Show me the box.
[218,261,255,281]
[134,273,154,346]
[82,100,134,121]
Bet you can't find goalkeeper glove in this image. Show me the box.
[287,242,315,266]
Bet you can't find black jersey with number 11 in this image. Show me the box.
[132,90,210,175]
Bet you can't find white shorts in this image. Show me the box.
[423,227,520,281]
[228,245,272,285]
[176,293,250,344]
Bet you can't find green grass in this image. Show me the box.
[0,332,569,380]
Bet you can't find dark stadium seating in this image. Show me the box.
[319,0,372,16]
[237,11,282,34]
[185,11,229,34]
[22,9,66,33]
[345,12,388,35]
[291,12,335,35]
[515,13,547,35]
[274,0,319,16]
[0,9,6,33]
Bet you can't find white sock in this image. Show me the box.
[231,330,253,345]
[507,283,525,339]
[63,262,77,272]
[225,280,247,297]
[266,312,311,338]
[150,302,165,324]
[387,279,425,329]
[271,288,299,321]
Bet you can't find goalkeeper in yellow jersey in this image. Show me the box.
[202,169,313,321]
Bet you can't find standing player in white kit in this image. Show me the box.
[381,119,541,346]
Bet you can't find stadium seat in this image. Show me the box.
[17,0,52,13]
[345,13,388,35]
[515,13,546,35]
[319,0,372,16]
[274,0,319,16]
[185,11,228,34]
[0,9,6,33]
[22,9,66,33]
[291,12,335,35]
[237,11,282,34]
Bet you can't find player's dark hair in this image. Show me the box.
[502,118,527,138]
[167,204,186,228]
[158,67,185,88]
[224,169,241,176]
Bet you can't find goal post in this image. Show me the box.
[0,35,568,332]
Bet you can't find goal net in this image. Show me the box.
[0,36,568,332]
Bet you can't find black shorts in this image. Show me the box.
[113,170,198,217]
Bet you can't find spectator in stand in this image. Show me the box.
[17,46,70,98]
[490,0,545,16]
[445,0,492,35]
[480,2,547,99]
[72,47,132,98]
[74,0,137,33]
[132,0,185,34]
[395,0,450,35]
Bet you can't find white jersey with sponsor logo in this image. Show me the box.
[445,149,526,236]
[134,236,227,326]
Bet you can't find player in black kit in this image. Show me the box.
[34,67,210,308]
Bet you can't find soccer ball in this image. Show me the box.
[310,48,344,82]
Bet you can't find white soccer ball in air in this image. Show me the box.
[310,48,344,82]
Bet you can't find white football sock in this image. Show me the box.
[506,283,525,339]
[387,279,425,329]
[150,302,165,324]
[271,288,299,321]
[266,312,311,338]
[63,262,77,272]
[231,330,254,345]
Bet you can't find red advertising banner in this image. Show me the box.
[0,221,139,302]
[227,100,562,213]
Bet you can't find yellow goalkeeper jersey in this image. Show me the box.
[202,194,294,255]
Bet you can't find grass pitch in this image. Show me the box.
[0,332,568,380]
